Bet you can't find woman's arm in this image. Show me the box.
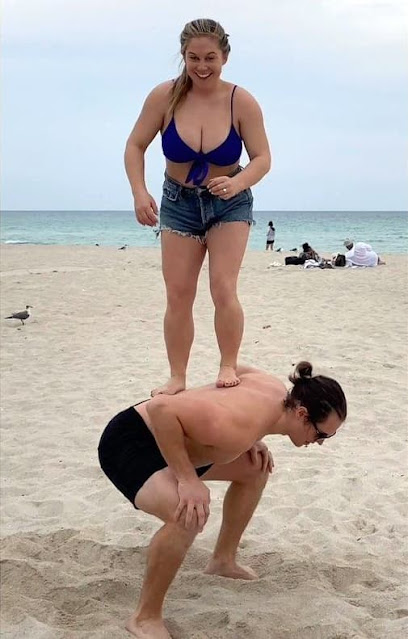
[124,81,172,225]
[207,88,271,198]
[233,88,272,191]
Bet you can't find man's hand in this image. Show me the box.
[175,478,211,532]
[248,441,274,473]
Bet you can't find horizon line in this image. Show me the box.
[1,209,407,214]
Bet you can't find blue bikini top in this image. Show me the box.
[161,85,242,186]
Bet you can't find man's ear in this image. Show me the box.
[297,405,308,420]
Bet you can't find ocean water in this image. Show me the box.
[1,210,407,254]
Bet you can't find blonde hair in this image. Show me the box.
[169,19,230,114]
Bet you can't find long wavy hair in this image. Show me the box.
[168,19,230,114]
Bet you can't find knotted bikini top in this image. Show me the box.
[161,85,243,186]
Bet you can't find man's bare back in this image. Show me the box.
[136,368,287,468]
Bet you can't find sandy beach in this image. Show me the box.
[1,244,407,639]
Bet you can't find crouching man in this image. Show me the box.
[98,361,347,638]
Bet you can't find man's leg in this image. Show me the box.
[126,452,270,636]
[200,451,270,579]
[126,469,198,638]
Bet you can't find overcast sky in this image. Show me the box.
[1,0,407,211]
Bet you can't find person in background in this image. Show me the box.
[299,242,320,262]
[265,220,275,250]
[124,18,271,396]
[343,239,385,267]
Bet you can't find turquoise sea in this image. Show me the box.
[1,210,407,254]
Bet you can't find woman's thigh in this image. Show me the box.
[206,222,250,288]
[161,232,206,297]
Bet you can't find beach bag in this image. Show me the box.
[285,256,306,265]
[335,254,346,267]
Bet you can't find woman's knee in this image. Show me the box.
[165,282,197,309]
[209,278,239,307]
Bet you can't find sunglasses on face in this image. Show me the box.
[310,420,336,440]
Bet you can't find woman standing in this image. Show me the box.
[125,18,271,396]
[266,220,275,250]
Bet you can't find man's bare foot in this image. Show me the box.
[126,616,171,638]
[151,375,185,397]
[216,365,241,388]
[204,558,258,580]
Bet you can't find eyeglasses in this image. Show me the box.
[310,420,336,440]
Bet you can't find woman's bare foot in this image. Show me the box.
[151,375,186,397]
[126,616,171,638]
[204,558,258,580]
[216,365,241,388]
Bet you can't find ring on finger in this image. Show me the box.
[222,188,227,193]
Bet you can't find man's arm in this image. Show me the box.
[147,396,198,482]
[146,396,211,530]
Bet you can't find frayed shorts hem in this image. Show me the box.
[160,220,252,245]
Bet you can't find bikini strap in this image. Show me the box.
[230,85,238,120]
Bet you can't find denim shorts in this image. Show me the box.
[159,168,254,243]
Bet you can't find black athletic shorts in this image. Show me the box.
[98,405,213,508]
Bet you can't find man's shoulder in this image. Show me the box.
[240,368,281,385]
[237,365,268,377]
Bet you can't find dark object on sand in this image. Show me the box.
[118,245,128,250]
[5,305,33,325]
[334,254,346,267]
[285,256,306,266]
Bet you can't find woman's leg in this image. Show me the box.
[151,231,206,396]
[206,221,250,388]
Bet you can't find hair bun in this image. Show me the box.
[289,360,313,384]
[297,361,313,378]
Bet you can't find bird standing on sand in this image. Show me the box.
[5,305,33,325]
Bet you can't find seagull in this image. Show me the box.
[5,305,33,325]
[118,244,128,250]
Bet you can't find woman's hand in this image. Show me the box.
[134,190,158,226]
[207,175,244,200]
[175,478,211,532]
[248,441,274,473]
